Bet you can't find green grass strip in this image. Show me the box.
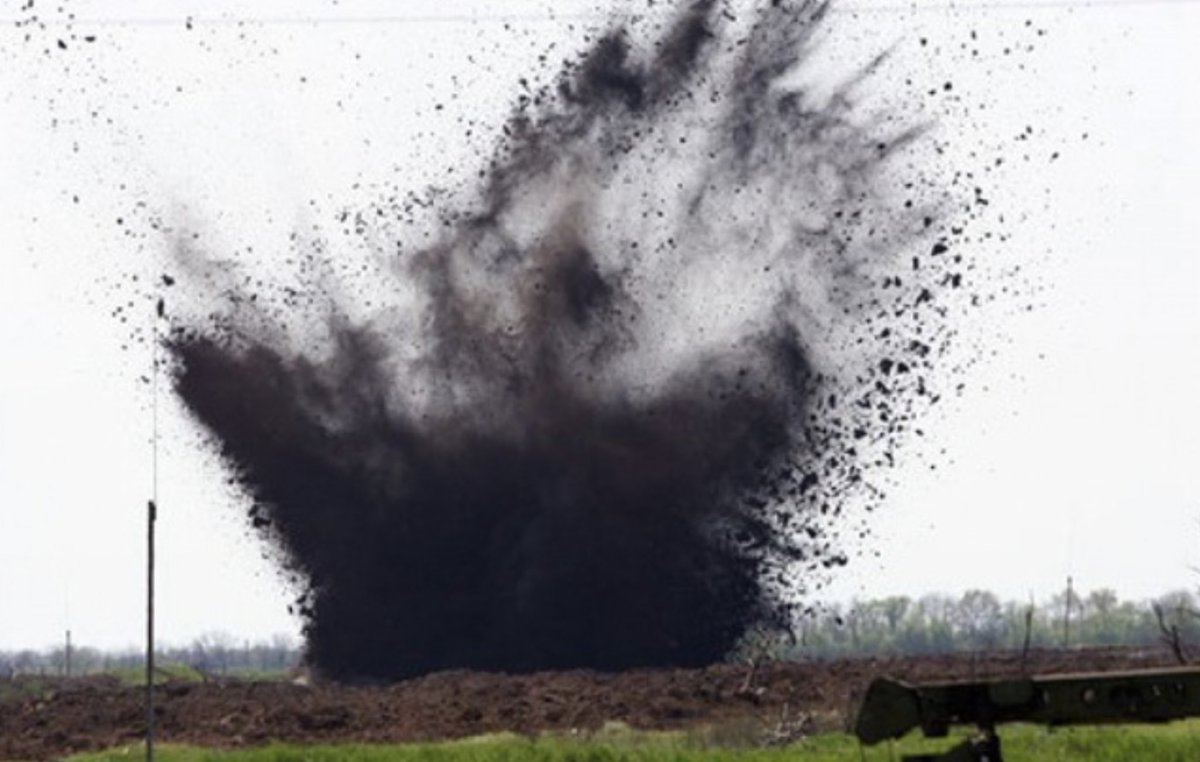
[68,721,1200,761]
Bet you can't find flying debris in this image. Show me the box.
[168,0,964,681]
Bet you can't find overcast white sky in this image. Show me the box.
[1,0,1198,650]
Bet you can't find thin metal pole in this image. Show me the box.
[147,298,162,762]
[1063,575,1073,649]
[147,499,156,760]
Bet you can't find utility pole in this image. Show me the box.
[146,500,156,761]
[65,630,71,678]
[1063,575,1074,648]
[147,296,163,762]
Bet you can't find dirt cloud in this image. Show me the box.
[167,0,954,681]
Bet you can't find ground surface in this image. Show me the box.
[0,647,1179,761]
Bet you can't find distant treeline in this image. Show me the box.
[0,632,301,678]
[7,588,1200,677]
[759,587,1200,659]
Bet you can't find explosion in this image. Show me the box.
[168,0,958,680]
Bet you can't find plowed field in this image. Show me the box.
[0,647,1177,761]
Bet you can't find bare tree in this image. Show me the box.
[954,590,1004,650]
[1153,602,1187,664]
[191,631,238,677]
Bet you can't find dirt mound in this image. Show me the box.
[0,648,1177,761]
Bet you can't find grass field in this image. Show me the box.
[67,721,1200,761]
[1,662,291,693]
[107,663,208,686]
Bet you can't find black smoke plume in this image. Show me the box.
[167,0,952,680]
